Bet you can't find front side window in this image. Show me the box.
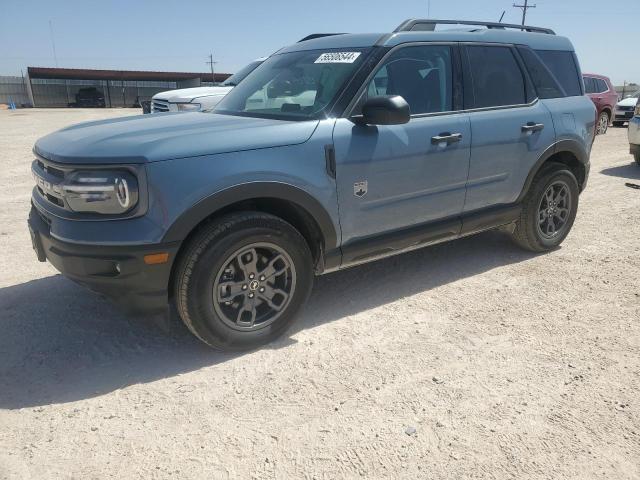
[466,46,526,108]
[360,45,453,115]
[222,60,264,87]
[214,48,370,120]
[535,50,582,97]
[583,76,596,94]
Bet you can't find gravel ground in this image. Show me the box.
[0,109,639,479]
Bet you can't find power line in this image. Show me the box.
[513,0,536,26]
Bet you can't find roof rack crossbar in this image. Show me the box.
[394,19,555,35]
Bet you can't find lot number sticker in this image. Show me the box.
[315,52,361,64]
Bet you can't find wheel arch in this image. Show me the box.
[163,182,339,278]
[517,140,589,203]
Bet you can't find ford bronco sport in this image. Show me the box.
[29,19,595,350]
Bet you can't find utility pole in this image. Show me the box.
[206,53,218,84]
[513,0,536,26]
[48,20,59,67]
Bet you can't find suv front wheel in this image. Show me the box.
[174,212,313,350]
[511,164,579,252]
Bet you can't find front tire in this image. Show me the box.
[596,111,609,135]
[174,212,313,351]
[511,164,579,252]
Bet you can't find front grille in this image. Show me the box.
[32,157,69,210]
[152,99,170,112]
[618,105,635,112]
[37,160,65,179]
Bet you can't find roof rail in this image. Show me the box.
[394,19,555,35]
[298,33,347,42]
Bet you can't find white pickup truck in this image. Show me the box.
[150,58,265,113]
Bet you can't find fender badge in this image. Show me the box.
[354,181,368,198]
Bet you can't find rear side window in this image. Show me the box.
[535,50,582,97]
[519,47,566,99]
[466,46,526,108]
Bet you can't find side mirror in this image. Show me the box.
[354,95,410,126]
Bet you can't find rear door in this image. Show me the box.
[462,44,555,212]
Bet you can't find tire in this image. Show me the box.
[635,151,640,166]
[174,212,313,351]
[596,111,609,135]
[613,121,624,128]
[511,164,579,252]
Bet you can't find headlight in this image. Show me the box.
[635,101,640,116]
[176,102,201,111]
[62,170,139,214]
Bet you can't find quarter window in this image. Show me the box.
[362,45,453,115]
[535,50,582,97]
[466,46,526,108]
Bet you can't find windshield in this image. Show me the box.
[222,60,263,87]
[214,48,370,120]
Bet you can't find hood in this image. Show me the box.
[617,96,639,107]
[153,86,233,103]
[35,112,320,164]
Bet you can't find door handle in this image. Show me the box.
[431,132,462,145]
[521,122,544,133]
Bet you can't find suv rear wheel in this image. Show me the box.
[511,164,579,252]
[596,111,609,135]
[174,212,313,350]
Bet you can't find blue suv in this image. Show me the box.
[28,20,596,350]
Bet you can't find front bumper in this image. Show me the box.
[28,205,179,315]
[615,110,635,122]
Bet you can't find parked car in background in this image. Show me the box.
[614,91,640,127]
[583,74,617,134]
[28,19,595,350]
[629,97,640,165]
[150,58,265,113]
[71,87,105,108]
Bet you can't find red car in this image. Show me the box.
[583,74,618,135]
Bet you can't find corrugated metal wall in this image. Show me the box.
[0,76,31,106]
[29,78,178,107]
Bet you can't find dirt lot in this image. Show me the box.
[0,109,639,479]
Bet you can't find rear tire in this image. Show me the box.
[596,111,609,135]
[511,164,579,252]
[634,151,640,166]
[174,212,313,351]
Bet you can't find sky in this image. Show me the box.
[1,0,637,85]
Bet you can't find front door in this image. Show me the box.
[332,44,471,251]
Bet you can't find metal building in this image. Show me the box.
[19,67,230,108]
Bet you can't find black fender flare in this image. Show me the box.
[516,139,589,203]
[162,182,339,250]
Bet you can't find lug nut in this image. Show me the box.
[249,273,255,279]
[259,287,265,293]
[248,293,254,298]
[259,275,265,281]
[242,284,248,290]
